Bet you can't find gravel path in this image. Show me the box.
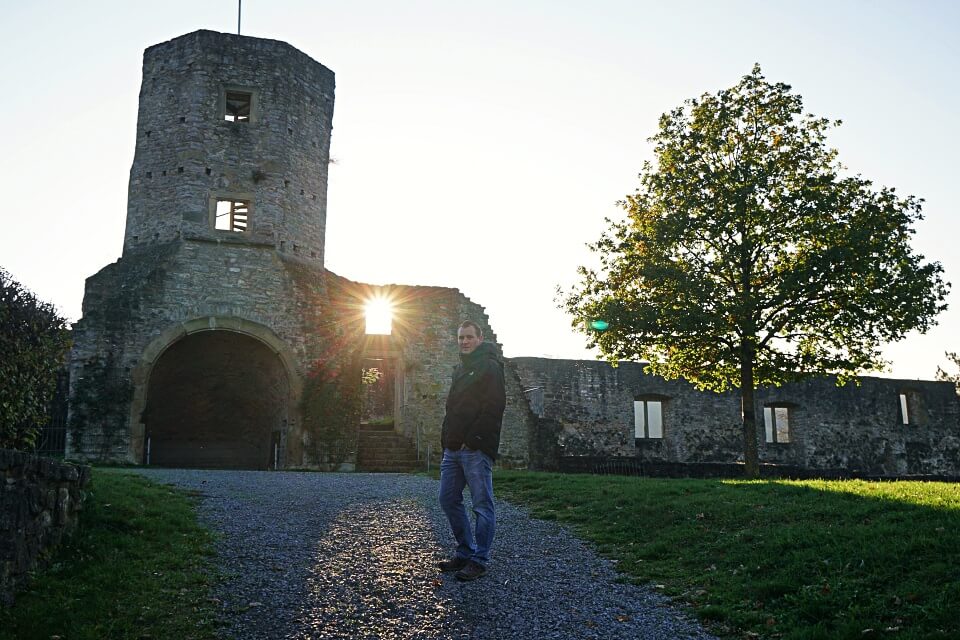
[133,469,716,640]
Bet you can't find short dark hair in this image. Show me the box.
[458,320,483,339]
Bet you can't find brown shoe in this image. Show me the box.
[454,560,488,582]
[438,556,469,572]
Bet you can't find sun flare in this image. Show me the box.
[364,297,394,335]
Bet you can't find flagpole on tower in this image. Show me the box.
[238,0,242,35]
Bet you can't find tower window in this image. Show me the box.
[213,198,249,233]
[224,91,252,122]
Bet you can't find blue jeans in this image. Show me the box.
[438,447,496,566]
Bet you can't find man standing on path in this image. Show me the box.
[438,320,506,582]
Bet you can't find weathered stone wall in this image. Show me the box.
[68,242,319,463]
[512,357,960,476]
[69,250,533,467]
[499,362,538,467]
[124,30,334,266]
[754,376,960,476]
[323,277,534,467]
[0,450,90,606]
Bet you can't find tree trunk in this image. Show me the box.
[740,340,760,478]
[736,193,759,478]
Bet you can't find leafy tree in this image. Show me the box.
[936,352,960,394]
[562,65,949,477]
[0,268,71,450]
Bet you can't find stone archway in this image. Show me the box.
[142,330,291,469]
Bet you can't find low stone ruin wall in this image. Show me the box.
[513,357,960,477]
[0,449,91,606]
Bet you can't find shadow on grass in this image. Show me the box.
[494,471,960,640]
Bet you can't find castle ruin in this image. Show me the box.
[66,30,960,478]
[67,30,534,469]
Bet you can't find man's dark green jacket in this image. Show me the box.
[440,341,506,461]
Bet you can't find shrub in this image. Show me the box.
[0,268,71,450]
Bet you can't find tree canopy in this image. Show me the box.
[562,65,949,475]
[0,268,71,450]
[936,352,960,395]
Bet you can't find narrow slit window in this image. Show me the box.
[764,406,791,443]
[214,199,249,232]
[634,399,663,439]
[899,393,910,425]
[224,91,252,122]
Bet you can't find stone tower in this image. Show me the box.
[67,30,534,470]
[67,30,338,469]
[124,30,333,264]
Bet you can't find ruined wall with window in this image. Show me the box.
[324,278,534,468]
[71,249,535,468]
[511,357,960,476]
[753,376,960,475]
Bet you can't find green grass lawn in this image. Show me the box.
[0,468,221,640]
[5,468,957,640]
[494,471,960,640]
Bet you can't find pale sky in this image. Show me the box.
[1,1,957,380]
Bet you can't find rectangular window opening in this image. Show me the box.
[634,400,663,439]
[224,91,252,122]
[764,406,791,443]
[214,199,249,233]
[899,393,910,425]
[365,297,393,335]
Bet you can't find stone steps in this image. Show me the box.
[355,424,423,473]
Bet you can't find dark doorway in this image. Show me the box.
[360,356,396,427]
[144,330,289,469]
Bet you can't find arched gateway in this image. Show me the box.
[143,331,287,469]
[128,317,301,469]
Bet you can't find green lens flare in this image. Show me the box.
[590,319,609,331]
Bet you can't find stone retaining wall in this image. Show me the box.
[0,449,91,605]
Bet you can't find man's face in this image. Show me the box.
[458,326,482,355]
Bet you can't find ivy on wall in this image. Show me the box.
[301,357,363,467]
[299,301,370,468]
[69,352,133,456]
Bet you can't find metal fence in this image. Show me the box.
[589,457,645,476]
[34,426,67,457]
[31,369,70,457]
